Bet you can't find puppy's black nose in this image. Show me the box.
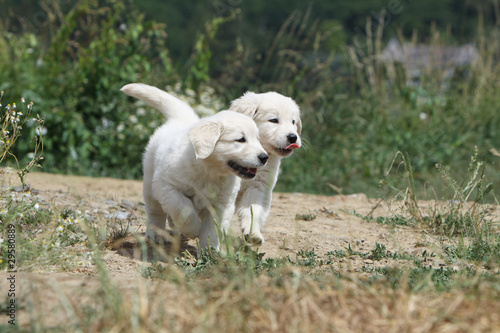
[287,134,297,143]
[258,153,269,165]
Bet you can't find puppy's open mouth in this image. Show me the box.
[228,161,257,179]
[274,143,300,156]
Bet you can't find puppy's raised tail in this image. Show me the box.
[121,83,199,123]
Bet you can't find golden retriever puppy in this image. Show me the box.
[121,83,269,251]
[230,92,302,245]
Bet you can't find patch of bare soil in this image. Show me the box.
[21,172,446,273]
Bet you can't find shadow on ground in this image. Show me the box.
[109,232,197,262]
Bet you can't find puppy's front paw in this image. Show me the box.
[145,228,169,244]
[145,231,160,243]
[146,228,183,244]
[243,231,265,246]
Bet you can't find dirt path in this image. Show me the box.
[23,172,445,276]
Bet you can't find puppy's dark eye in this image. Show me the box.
[236,137,246,143]
[292,120,296,125]
[269,118,279,123]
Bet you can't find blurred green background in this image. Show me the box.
[0,0,499,199]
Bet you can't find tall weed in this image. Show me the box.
[0,92,44,191]
[379,149,499,268]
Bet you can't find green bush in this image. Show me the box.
[276,83,500,196]
[275,24,500,196]
[1,0,500,198]
[1,0,173,178]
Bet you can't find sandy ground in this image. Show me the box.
[19,172,450,275]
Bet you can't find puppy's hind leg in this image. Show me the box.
[143,150,170,243]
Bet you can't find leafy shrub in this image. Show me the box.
[275,24,500,196]
[1,0,174,178]
[1,1,500,199]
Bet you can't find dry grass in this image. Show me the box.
[14,266,500,333]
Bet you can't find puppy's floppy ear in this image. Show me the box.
[188,120,223,159]
[296,117,302,135]
[229,92,260,118]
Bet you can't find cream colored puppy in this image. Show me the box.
[230,92,302,246]
[121,83,268,251]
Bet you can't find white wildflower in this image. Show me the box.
[129,115,138,124]
[35,126,47,136]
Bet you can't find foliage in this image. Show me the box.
[295,212,317,221]
[185,11,239,92]
[2,1,492,59]
[0,0,500,197]
[1,0,173,178]
[275,22,500,197]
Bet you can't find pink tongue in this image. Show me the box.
[285,143,300,150]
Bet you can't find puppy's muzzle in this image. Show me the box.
[227,153,268,179]
[274,133,300,156]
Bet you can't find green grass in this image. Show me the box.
[294,213,317,221]
[348,148,500,292]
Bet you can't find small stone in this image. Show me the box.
[120,199,137,210]
[104,211,130,220]
[12,184,31,192]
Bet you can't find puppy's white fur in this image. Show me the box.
[230,92,302,246]
[121,83,268,250]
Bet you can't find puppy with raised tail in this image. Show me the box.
[229,92,302,246]
[121,83,268,251]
